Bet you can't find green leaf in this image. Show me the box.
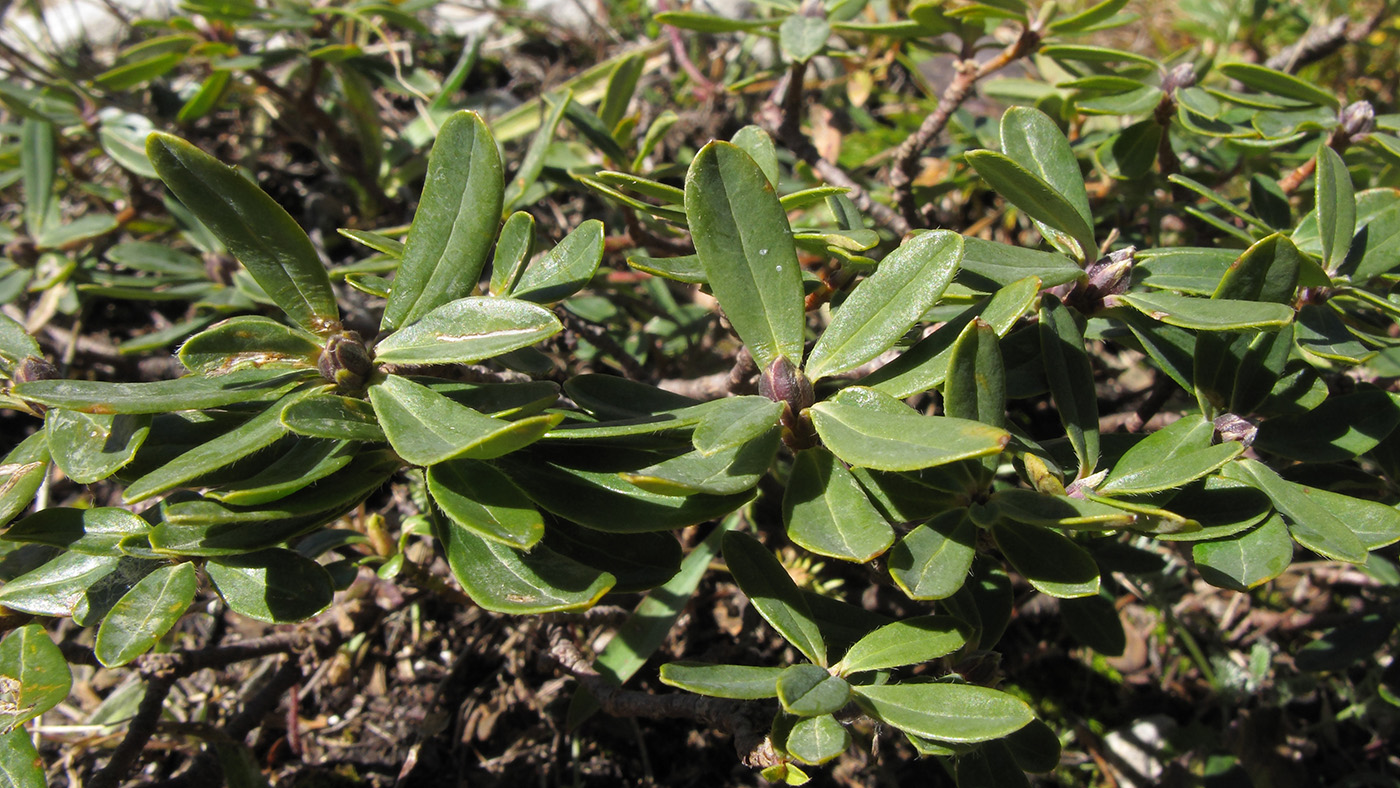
[889,509,978,600]
[655,11,778,31]
[94,562,197,666]
[1228,459,1368,563]
[959,238,1081,291]
[0,314,41,373]
[863,276,1041,398]
[1119,291,1294,331]
[280,394,384,442]
[1212,233,1301,304]
[1049,0,1131,33]
[369,375,561,466]
[21,119,56,240]
[692,396,783,456]
[723,531,826,666]
[1295,303,1374,364]
[786,714,850,766]
[382,111,503,331]
[178,69,231,122]
[991,520,1101,598]
[500,458,755,532]
[17,368,313,414]
[147,133,338,333]
[627,252,706,283]
[659,662,783,698]
[0,728,44,788]
[731,125,780,188]
[1191,515,1293,591]
[1039,295,1098,477]
[944,318,1007,435]
[686,141,805,371]
[1133,247,1238,295]
[123,388,309,503]
[837,615,969,674]
[805,231,962,381]
[428,459,544,548]
[980,489,1138,531]
[624,430,778,496]
[1217,63,1339,109]
[0,432,50,527]
[177,316,322,374]
[810,394,1009,472]
[437,514,613,613]
[777,663,851,716]
[45,409,149,484]
[1255,388,1399,462]
[373,297,561,365]
[0,624,71,731]
[1099,415,1243,495]
[206,549,335,622]
[780,15,830,62]
[1095,118,1161,179]
[1005,719,1062,773]
[503,92,569,213]
[965,150,1096,260]
[3,507,147,555]
[490,211,536,296]
[1000,107,1093,238]
[1039,43,1160,67]
[784,448,895,563]
[854,683,1033,742]
[511,220,605,303]
[207,439,355,506]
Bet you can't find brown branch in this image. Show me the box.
[557,307,648,379]
[543,625,779,768]
[88,672,175,788]
[759,63,910,236]
[888,23,1044,229]
[1264,4,1391,75]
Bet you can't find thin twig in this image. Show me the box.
[888,22,1045,228]
[556,307,647,379]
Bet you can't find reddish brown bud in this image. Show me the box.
[319,331,373,392]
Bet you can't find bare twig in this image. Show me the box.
[543,625,779,768]
[556,307,647,379]
[1265,4,1391,75]
[87,673,175,788]
[888,22,1045,228]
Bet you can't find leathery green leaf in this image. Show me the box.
[0,432,50,527]
[863,276,1040,398]
[428,459,544,548]
[659,662,783,699]
[0,624,72,731]
[787,715,850,766]
[944,318,1007,433]
[723,531,826,666]
[806,231,963,381]
[45,409,149,484]
[1119,291,1294,331]
[281,394,384,442]
[854,683,1033,742]
[383,111,503,331]
[1295,303,1374,364]
[837,615,969,674]
[499,458,755,532]
[207,438,355,506]
[16,368,313,414]
[489,211,536,296]
[369,375,562,466]
[372,297,562,365]
[512,219,605,304]
[1192,515,1293,591]
[205,549,334,623]
[1000,107,1093,235]
[777,664,850,716]
[1100,415,1243,495]
[784,447,895,563]
[959,239,1080,291]
[981,489,1137,530]
[889,509,978,600]
[964,150,1096,260]
[123,388,310,503]
[146,133,337,333]
[1039,295,1098,477]
[692,396,782,456]
[0,728,43,788]
[1217,63,1339,109]
[686,141,805,370]
[1212,233,1301,304]
[3,507,147,555]
[94,562,197,667]
[810,395,1009,472]
[623,428,778,496]
[0,314,41,372]
[1316,146,1356,272]
[991,520,1101,598]
[1228,459,1367,562]
[437,513,613,613]
[177,316,323,374]
[1254,387,1399,462]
